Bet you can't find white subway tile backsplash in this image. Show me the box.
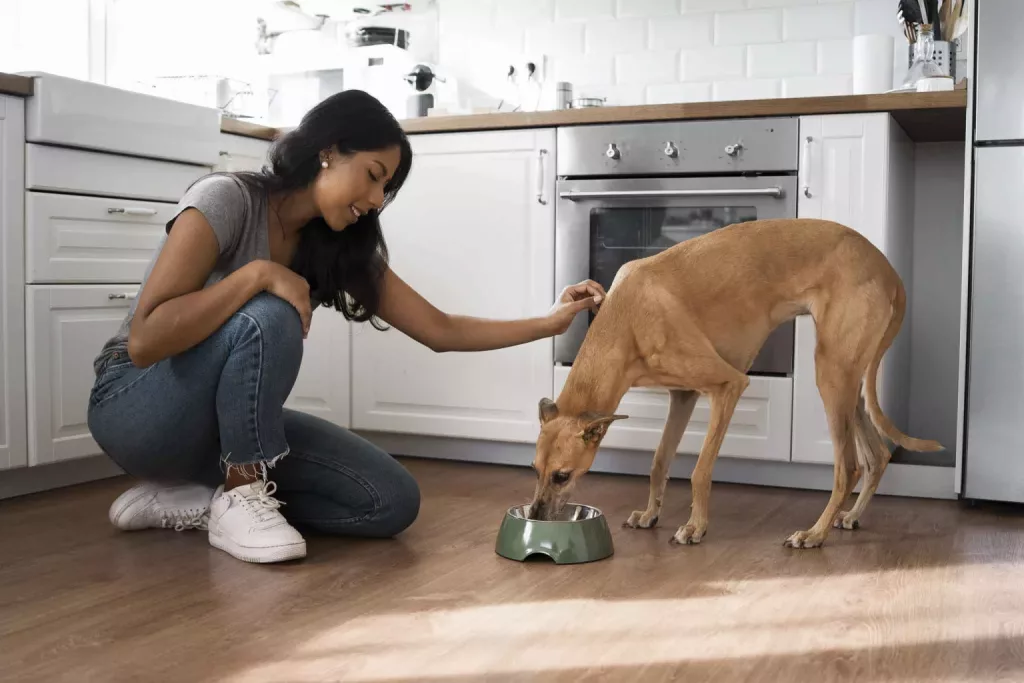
[817,39,853,75]
[556,0,614,21]
[748,41,816,78]
[495,0,554,25]
[586,19,646,54]
[713,78,781,101]
[747,0,816,7]
[615,51,679,85]
[573,82,646,105]
[715,10,783,46]
[526,22,585,56]
[682,0,744,12]
[783,3,855,41]
[782,75,852,97]
[437,0,895,108]
[649,15,714,51]
[854,0,894,34]
[616,0,678,18]
[647,82,713,104]
[682,46,746,81]
[551,54,615,85]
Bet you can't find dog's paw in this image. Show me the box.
[623,510,659,529]
[669,523,705,545]
[783,529,826,549]
[832,511,861,530]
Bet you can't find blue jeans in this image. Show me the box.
[87,293,420,537]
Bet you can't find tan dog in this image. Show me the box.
[528,218,942,549]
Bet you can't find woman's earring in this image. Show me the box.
[321,160,329,169]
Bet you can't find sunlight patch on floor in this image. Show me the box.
[222,562,1024,682]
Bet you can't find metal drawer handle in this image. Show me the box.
[559,188,784,200]
[107,207,158,216]
[108,292,138,301]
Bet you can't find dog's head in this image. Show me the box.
[527,398,628,520]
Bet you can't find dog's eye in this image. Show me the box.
[551,471,572,485]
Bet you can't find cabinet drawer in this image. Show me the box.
[553,368,793,462]
[26,192,171,284]
[27,144,209,202]
[26,285,138,466]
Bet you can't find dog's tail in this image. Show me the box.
[862,282,944,453]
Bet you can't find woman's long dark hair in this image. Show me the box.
[234,89,412,330]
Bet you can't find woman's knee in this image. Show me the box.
[232,292,305,367]
[375,465,421,537]
[237,292,304,347]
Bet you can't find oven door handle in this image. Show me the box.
[558,187,785,200]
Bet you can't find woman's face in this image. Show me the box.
[314,145,403,231]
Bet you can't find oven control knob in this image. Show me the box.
[663,141,678,158]
[605,143,620,160]
[725,141,744,157]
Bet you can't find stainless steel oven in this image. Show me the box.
[554,117,799,375]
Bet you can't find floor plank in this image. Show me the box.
[2,457,1023,682]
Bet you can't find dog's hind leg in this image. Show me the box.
[624,390,698,530]
[834,398,892,530]
[786,293,888,549]
[785,359,860,548]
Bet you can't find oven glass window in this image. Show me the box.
[589,206,757,290]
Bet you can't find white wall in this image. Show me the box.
[438,0,967,108]
[909,143,965,455]
[0,0,92,81]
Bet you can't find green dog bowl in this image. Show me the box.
[495,504,614,564]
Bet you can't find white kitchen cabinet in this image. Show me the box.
[554,368,793,461]
[0,96,27,471]
[793,113,915,463]
[285,306,351,428]
[26,192,174,284]
[351,129,556,444]
[215,133,271,173]
[26,285,138,466]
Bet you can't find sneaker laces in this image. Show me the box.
[243,480,285,524]
[160,508,210,532]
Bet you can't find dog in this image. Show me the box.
[528,218,943,549]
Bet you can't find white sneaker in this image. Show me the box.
[109,482,215,532]
[207,480,307,564]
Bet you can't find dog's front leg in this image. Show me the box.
[673,375,748,545]
[625,390,698,530]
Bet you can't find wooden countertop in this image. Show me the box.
[2,70,967,144]
[0,73,33,97]
[399,90,968,143]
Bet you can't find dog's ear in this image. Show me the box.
[578,412,628,444]
[539,398,559,424]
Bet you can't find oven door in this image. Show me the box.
[554,175,798,375]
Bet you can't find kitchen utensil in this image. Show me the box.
[571,96,605,108]
[898,0,924,42]
[494,504,614,564]
[951,0,968,41]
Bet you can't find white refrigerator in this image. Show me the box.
[965,0,1024,502]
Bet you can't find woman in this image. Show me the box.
[87,90,604,565]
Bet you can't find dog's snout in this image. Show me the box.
[527,501,545,520]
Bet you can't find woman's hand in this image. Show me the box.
[545,280,606,335]
[258,261,313,337]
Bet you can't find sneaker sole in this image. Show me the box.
[209,530,307,564]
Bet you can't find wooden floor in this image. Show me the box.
[2,458,1024,683]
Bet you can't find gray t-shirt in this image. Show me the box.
[93,173,270,374]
